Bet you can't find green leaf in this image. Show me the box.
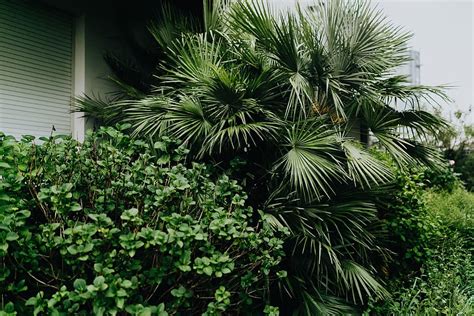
[73,279,87,291]
[5,232,19,241]
[203,266,213,276]
[157,154,170,165]
[115,297,125,309]
[70,203,82,212]
[0,162,11,169]
[0,243,8,252]
[154,141,167,151]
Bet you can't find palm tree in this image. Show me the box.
[77,0,448,313]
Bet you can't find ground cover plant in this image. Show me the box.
[0,126,286,315]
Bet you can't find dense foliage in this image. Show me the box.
[368,237,473,315]
[382,169,442,270]
[77,0,450,312]
[447,149,474,191]
[367,171,474,315]
[437,109,474,191]
[425,187,474,251]
[0,126,286,315]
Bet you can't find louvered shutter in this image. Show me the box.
[0,0,73,139]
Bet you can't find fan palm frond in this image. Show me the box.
[74,95,125,126]
[397,109,449,137]
[103,54,153,98]
[400,139,445,169]
[340,260,390,304]
[148,2,199,49]
[341,140,393,188]
[231,1,314,119]
[165,96,213,144]
[377,75,451,108]
[275,119,345,200]
[229,0,275,45]
[203,0,228,32]
[200,105,279,156]
[121,96,172,137]
[299,289,357,316]
[161,33,225,87]
[267,194,388,312]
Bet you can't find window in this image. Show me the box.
[0,0,73,139]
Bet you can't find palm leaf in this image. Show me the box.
[76,1,450,312]
[200,105,279,156]
[275,119,345,200]
[162,33,225,87]
[230,1,313,119]
[165,96,213,144]
[121,97,171,137]
[267,194,388,311]
[203,0,227,32]
[148,2,198,49]
[74,95,125,126]
[340,260,389,304]
[341,140,393,188]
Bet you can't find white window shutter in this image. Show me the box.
[0,0,73,139]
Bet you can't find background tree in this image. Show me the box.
[432,107,474,191]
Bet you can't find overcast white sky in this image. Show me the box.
[268,0,474,123]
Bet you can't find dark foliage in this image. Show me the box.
[0,126,285,315]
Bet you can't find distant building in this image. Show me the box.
[403,50,421,86]
[394,50,421,112]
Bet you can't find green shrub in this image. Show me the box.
[367,172,474,315]
[422,164,460,192]
[366,236,473,315]
[77,0,451,310]
[0,126,286,315]
[456,151,474,191]
[382,169,442,271]
[425,187,474,248]
[447,148,474,192]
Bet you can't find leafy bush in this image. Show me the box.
[382,169,442,271]
[0,126,286,315]
[425,187,474,247]
[422,164,460,192]
[367,172,474,314]
[366,236,473,315]
[453,150,474,191]
[78,0,451,310]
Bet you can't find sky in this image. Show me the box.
[268,0,474,123]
